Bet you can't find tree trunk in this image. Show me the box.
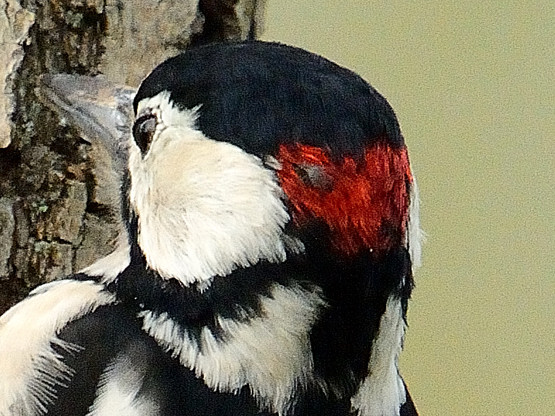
[0,0,265,314]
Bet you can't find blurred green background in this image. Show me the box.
[262,2,554,415]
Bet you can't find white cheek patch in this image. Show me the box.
[140,283,325,415]
[86,354,160,416]
[351,296,407,416]
[128,115,299,285]
[0,280,116,416]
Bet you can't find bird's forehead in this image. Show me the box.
[136,90,200,130]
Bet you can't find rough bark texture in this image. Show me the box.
[0,0,264,314]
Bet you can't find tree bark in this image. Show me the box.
[0,0,265,314]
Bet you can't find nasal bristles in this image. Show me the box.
[276,141,413,256]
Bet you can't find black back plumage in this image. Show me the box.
[134,41,404,157]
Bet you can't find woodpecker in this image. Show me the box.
[0,41,422,416]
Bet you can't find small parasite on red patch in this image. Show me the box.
[276,141,413,256]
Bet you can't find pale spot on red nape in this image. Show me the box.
[276,141,412,256]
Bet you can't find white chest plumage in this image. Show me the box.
[139,283,326,415]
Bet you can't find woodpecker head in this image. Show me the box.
[127,41,419,288]
[31,41,421,416]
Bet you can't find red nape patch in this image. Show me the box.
[276,141,413,256]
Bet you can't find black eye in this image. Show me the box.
[132,113,157,155]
